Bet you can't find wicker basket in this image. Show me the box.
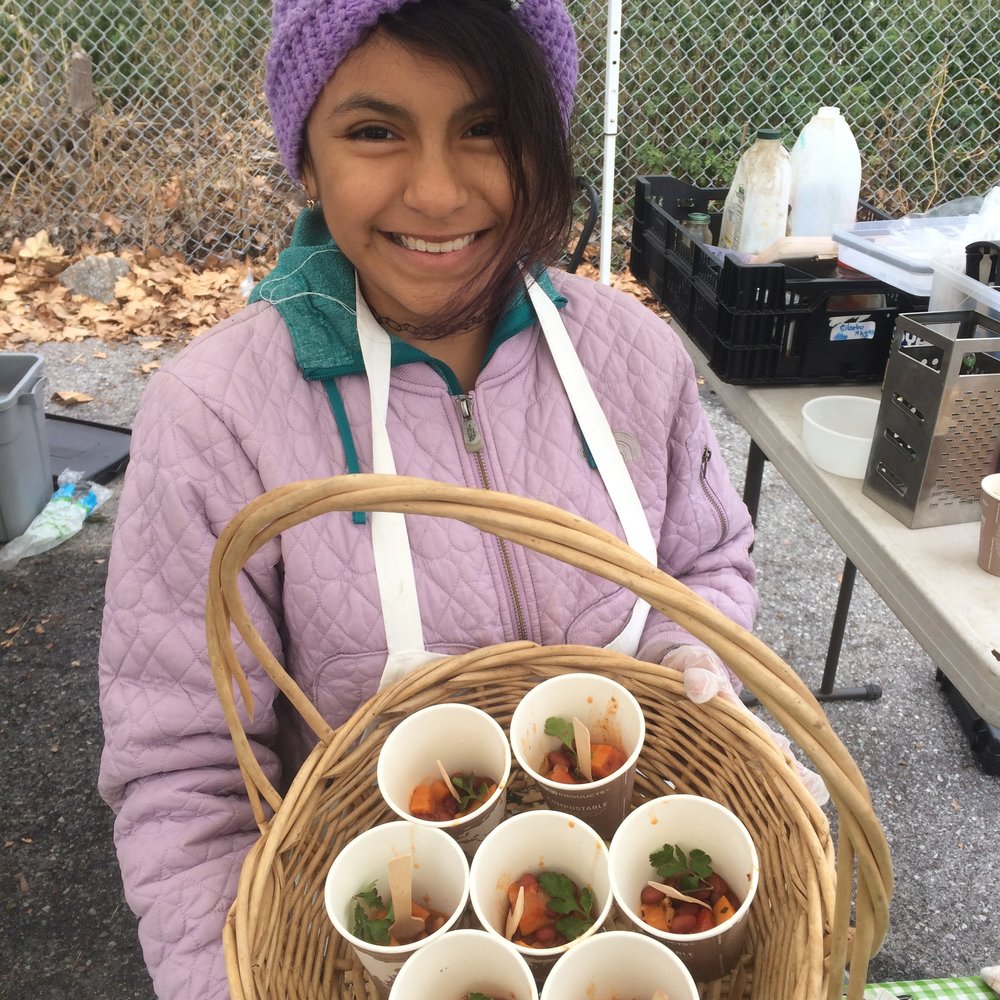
[206,475,891,1000]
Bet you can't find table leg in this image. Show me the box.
[815,557,883,703]
[739,441,883,705]
[743,439,766,529]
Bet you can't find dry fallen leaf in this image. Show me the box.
[18,230,65,260]
[140,340,164,351]
[51,390,95,405]
[98,210,125,235]
[139,361,160,374]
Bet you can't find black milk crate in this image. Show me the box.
[630,175,929,385]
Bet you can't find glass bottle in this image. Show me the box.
[682,212,713,246]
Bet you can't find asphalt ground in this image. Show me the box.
[1,338,997,1000]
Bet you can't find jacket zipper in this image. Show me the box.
[699,445,729,545]
[454,394,528,641]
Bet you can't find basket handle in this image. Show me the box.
[206,474,891,1000]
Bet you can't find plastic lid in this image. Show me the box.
[818,106,841,118]
[756,128,781,140]
[687,212,710,223]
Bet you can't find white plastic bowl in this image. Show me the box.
[801,395,880,478]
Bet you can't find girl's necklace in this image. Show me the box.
[372,310,486,339]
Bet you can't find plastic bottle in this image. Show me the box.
[681,212,713,246]
[787,106,862,237]
[718,128,792,254]
[0,471,111,571]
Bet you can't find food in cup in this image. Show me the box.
[351,881,448,946]
[542,716,627,784]
[505,871,596,948]
[465,994,497,1000]
[639,843,737,935]
[408,770,498,822]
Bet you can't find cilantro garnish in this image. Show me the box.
[649,843,713,893]
[351,882,393,945]
[451,773,490,811]
[538,871,594,941]
[544,716,577,760]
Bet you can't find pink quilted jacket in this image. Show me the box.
[98,269,757,999]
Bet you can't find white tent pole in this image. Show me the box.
[599,0,623,284]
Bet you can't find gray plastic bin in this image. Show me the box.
[0,353,51,543]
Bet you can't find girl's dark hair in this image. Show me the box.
[371,0,576,337]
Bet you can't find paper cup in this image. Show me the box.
[377,703,512,855]
[324,821,470,999]
[468,809,613,980]
[509,672,645,839]
[978,473,1000,576]
[608,795,759,982]
[387,928,539,1000]
[539,929,699,1000]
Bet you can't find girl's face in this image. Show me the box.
[302,31,515,331]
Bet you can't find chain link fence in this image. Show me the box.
[3,0,998,263]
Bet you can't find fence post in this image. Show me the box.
[65,44,97,202]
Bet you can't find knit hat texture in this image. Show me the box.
[265,0,578,180]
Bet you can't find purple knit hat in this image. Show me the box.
[265,0,578,180]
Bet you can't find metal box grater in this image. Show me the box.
[863,310,1000,528]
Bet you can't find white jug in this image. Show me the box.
[787,106,862,237]
[719,128,792,253]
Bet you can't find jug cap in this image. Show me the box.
[756,127,782,140]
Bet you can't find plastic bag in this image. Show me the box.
[0,470,112,571]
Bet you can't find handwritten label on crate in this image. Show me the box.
[829,315,876,341]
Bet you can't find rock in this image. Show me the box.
[59,255,130,304]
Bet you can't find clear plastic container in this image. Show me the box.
[719,128,791,253]
[788,107,862,238]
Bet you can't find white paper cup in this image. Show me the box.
[377,703,512,855]
[509,672,645,839]
[608,794,759,982]
[388,928,539,1000]
[978,473,1000,576]
[324,821,470,999]
[540,929,699,1000]
[468,809,613,981]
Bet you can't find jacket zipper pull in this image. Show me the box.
[455,394,484,453]
[701,446,712,475]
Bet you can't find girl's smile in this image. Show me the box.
[301,32,514,336]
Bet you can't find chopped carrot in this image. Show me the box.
[429,779,452,806]
[640,900,672,931]
[411,901,430,921]
[547,763,578,784]
[712,895,736,925]
[517,882,552,935]
[408,783,435,816]
[590,743,626,779]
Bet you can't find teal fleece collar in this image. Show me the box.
[249,206,566,380]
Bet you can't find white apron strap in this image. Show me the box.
[355,281,440,690]
[524,273,656,656]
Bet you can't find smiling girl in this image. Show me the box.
[98,2,770,997]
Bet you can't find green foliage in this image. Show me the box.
[568,0,1000,212]
[1,0,267,108]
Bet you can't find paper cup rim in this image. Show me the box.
[982,473,1000,500]
[509,673,646,789]
[376,704,513,829]
[323,822,470,956]
[470,810,613,958]
[610,794,760,941]
[541,929,700,998]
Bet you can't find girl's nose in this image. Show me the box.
[402,147,470,217]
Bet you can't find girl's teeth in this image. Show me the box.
[397,234,475,253]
